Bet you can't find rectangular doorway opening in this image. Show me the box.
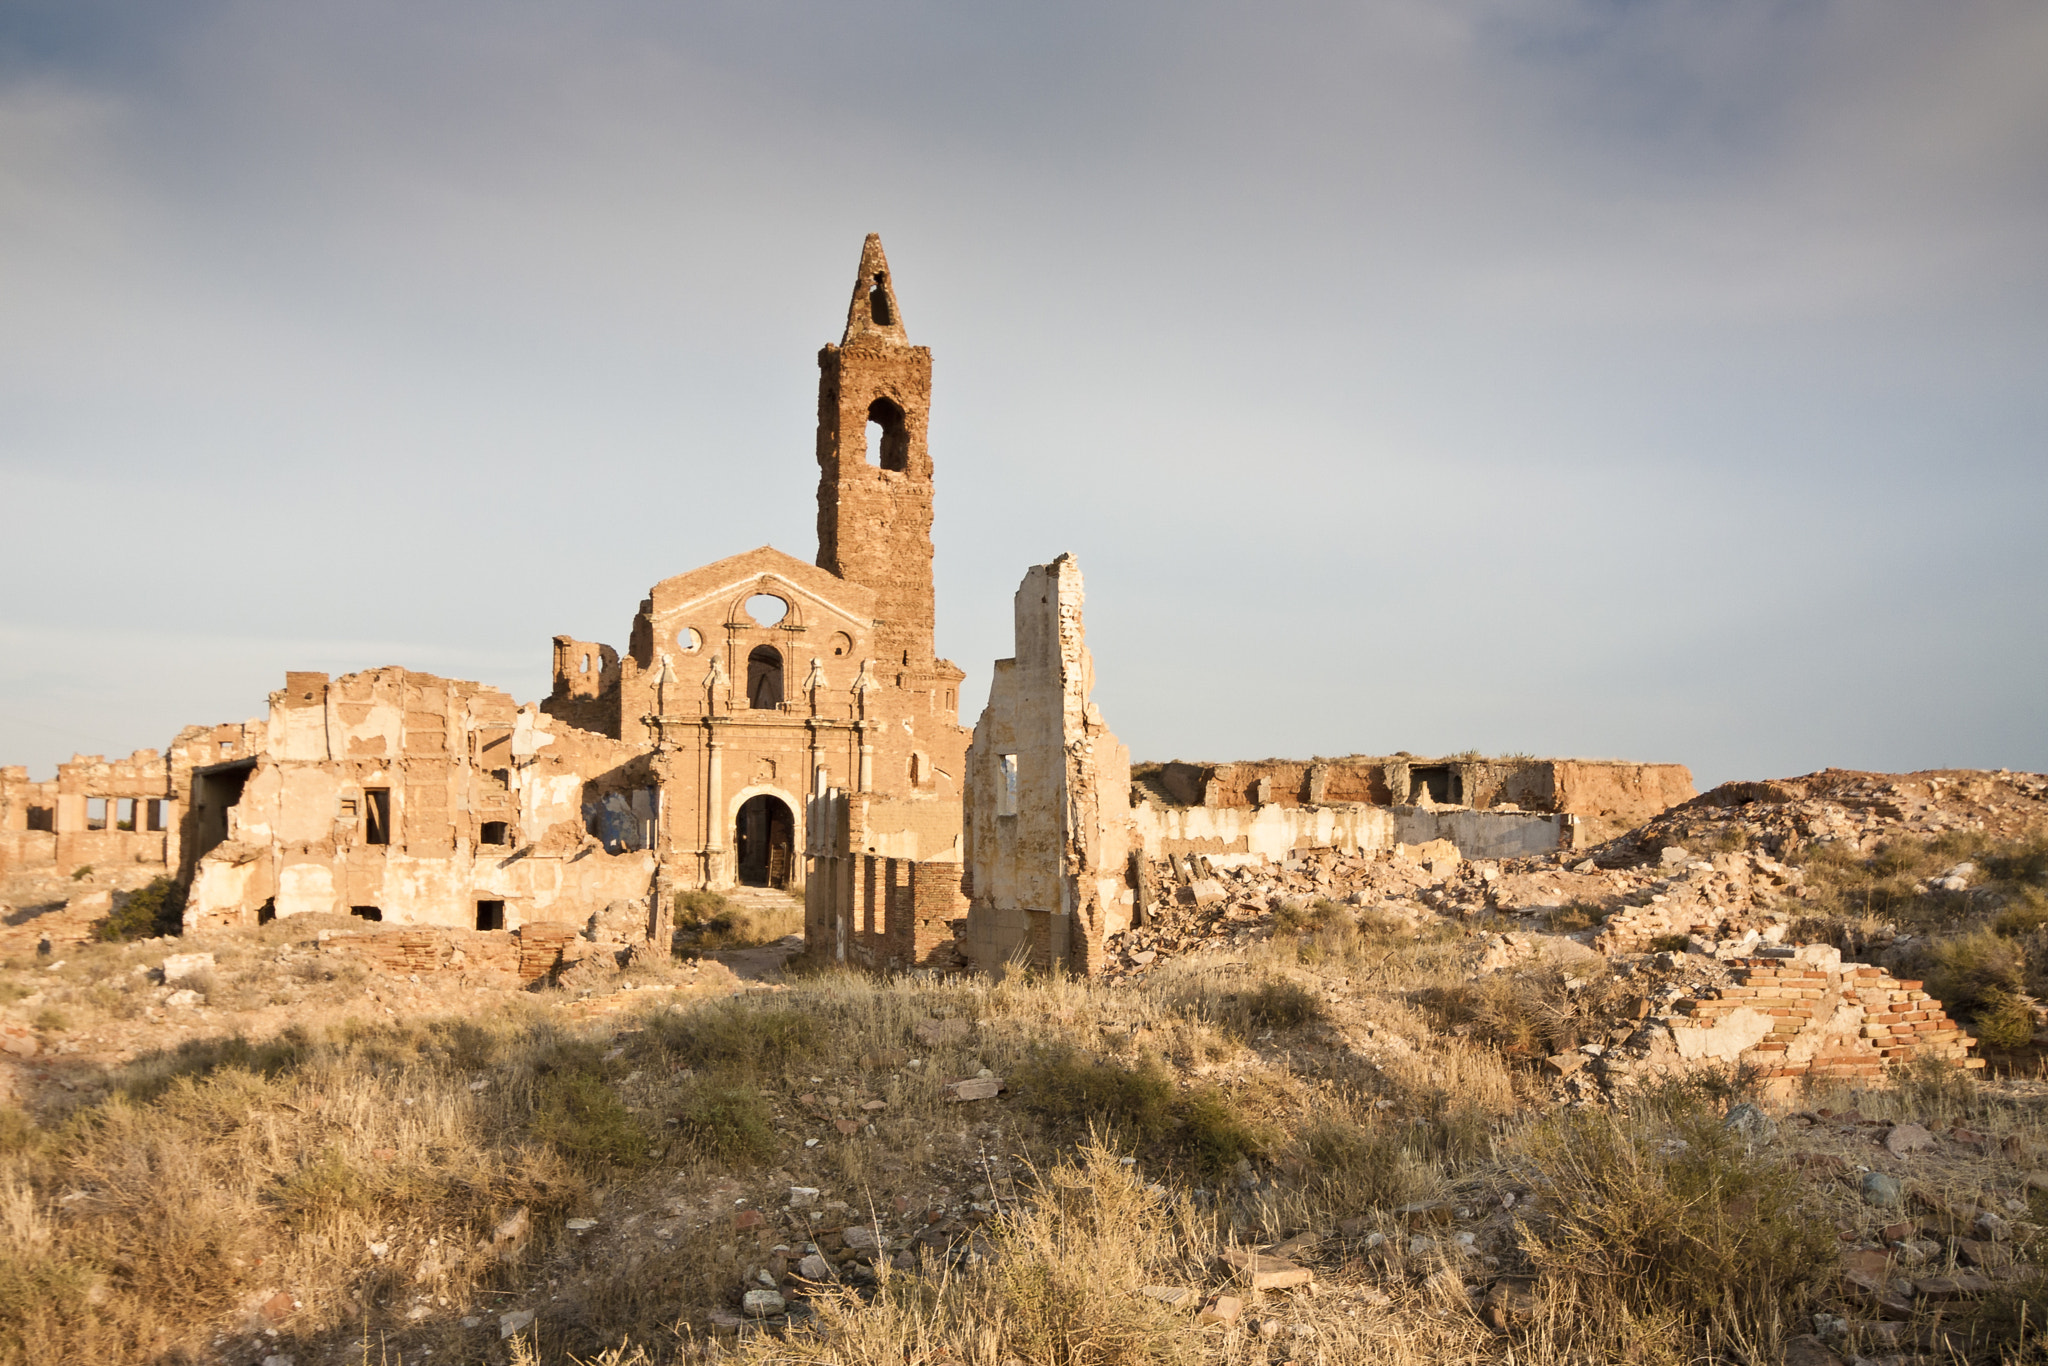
[476,899,505,931]
[363,789,392,845]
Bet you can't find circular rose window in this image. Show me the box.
[676,627,702,653]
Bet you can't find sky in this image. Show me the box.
[2,1,2044,790]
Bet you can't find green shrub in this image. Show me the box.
[94,877,185,941]
[1233,977,1323,1033]
[273,1147,378,1230]
[530,1070,648,1172]
[1925,927,2027,1023]
[30,1009,67,1034]
[1972,989,2038,1051]
[1993,886,2048,937]
[670,1077,778,1166]
[1012,1048,1265,1179]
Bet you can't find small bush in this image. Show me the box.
[30,1008,67,1033]
[94,877,185,942]
[1925,927,2027,1023]
[1993,886,2048,937]
[1517,1099,1836,1362]
[1233,977,1323,1034]
[1972,989,2038,1051]
[1297,1116,1435,1213]
[649,1003,819,1075]
[68,866,92,882]
[272,1147,378,1230]
[530,1070,648,1172]
[670,1077,778,1166]
[1546,900,1608,932]
[1013,1048,1265,1179]
[1648,933,1692,953]
[1420,967,1624,1062]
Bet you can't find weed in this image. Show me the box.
[1648,933,1692,953]
[643,1002,818,1075]
[30,1008,67,1034]
[1973,989,2039,1050]
[669,1077,777,1166]
[1012,1048,1264,1178]
[529,1071,648,1172]
[1546,899,1608,932]
[68,866,91,882]
[1994,886,2048,937]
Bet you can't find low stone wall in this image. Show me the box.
[316,920,585,986]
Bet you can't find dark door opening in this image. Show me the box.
[1410,765,1463,805]
[735,793,794,889]
[191,759,256,861]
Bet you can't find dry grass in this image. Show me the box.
[1,889,2044,1365]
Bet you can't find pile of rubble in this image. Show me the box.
[1592,768,2048,866]
[1590,849,1806,955]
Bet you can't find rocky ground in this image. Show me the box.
[0,771,2044,1366]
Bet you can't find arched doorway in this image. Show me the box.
[735,793,794,889]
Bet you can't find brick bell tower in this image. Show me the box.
[815,234,937,680]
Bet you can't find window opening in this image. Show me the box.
[86,797,107,831]
[256,900,276,926]
[865,397,908,471]
[868,272,892,326]
[480,821,509,846]
[747,645,785,709]
[744,594,788,626]
[350,906,383,922]
[829,631,852,657]
[476,899,505,931]
[997,754,1019,817]
[676,626,702,652]
[115,798,136,831]
[1409,766,1463,806]
[581,653,591,674]
[145,798,167,832]
[363,788,393,845]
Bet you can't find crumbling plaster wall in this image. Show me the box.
[1130,801,1572,865]
[186,668,657,932]
[961,556,1135,976]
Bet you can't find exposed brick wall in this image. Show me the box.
[316,920,582,986]
[835,854,964,970]
[1663,957,1980,1081]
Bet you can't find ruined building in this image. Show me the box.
[961,557,1138,975]
[176,235,967,936]
[5,235,973,943]
[955,553,1696,976]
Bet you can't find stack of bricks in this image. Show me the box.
[1664,952,1981,1080]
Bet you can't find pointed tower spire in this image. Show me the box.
[841,233,908,346]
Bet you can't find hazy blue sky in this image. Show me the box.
[3,1,2044,788]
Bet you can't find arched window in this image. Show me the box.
[747,645,784,709]
[868,272,893,326]
[865,397,908,471]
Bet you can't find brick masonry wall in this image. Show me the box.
[1662,957,1981,1080]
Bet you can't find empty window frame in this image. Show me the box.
[865,397,908,471]
[480,821,509,846]
[997,754,1019,817]
[476,899,506,931]
[350,905,383,922]
[86,797,107,831]
[747,645,785,709]
[363,788,393,845]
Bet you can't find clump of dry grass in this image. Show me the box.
[1509,1091,1838,1366]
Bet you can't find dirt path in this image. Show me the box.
[708,933,805,983]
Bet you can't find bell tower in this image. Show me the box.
[815,234,936,677]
